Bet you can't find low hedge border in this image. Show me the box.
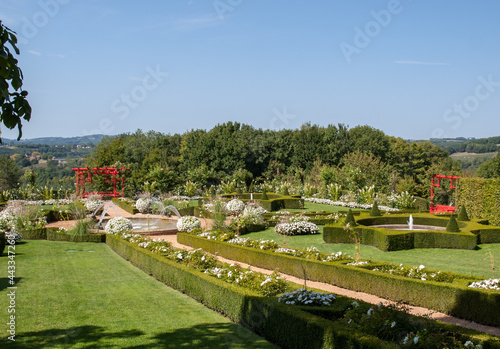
[177,233,500,327]
[323,214,500,251]
[112,197,138,214]
[219,193,304,212]
[18,228,105,243]
[106,234,392,348]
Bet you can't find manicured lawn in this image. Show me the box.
[246,227,500,279]
[0,240,277,348]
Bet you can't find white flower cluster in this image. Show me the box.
[239,206,266,225]
[275,221,319,236]
[289,214,310,223]
[169,195,201,201]
[278,288,336,306]
[105,216,133,235]
[323,251,352,262]
[274,247,301,255]
[135,198,152,213]
[81,198,104,212]
[225,199,245,214]
[7,199,74,206]
[468,278,500,290]
[0,210,16,233]
[176,215,201,232]
[303,197,399,212]
[346,261,369,266]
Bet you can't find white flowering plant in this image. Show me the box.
[177,216,201,232]
[135,198,152,213]
[225,199,245,215]
[104,216,132,235]
[370,264,457,283]
[468,278,500,290]
[204,264,288,297]
[275,221,319,236]
[81,197,104,213]
[278,289,336,306]
[343,302,484,348]
[304,197,399,212]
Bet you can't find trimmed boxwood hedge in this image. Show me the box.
[458,178,500,226]
[18,228,105,243]
[112,197,138,214]
[47,229,106,242]
[178,233,500,327]
[106,234,393,349]
[323,214,500,251]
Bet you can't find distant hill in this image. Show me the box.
[1,134,107,146]
[407,136,500,155]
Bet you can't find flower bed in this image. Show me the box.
[176,216,201,232]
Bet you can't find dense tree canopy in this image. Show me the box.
[85,122,455,197]
[0,155,21,190]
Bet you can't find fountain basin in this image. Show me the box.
[102,218,178,235]
[370,224,445,231]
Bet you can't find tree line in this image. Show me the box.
[85,122,462,198]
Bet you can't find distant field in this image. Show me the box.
[450,151,498,160]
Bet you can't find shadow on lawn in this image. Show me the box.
[5,323,274,348]
[0,278,22,292]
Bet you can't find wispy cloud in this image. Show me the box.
[394,60,449,66]
[28,50,41,56]
[126,13,222,34]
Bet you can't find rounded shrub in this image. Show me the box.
[275,221,319,236]
[105,216,132,235]
[176,216,201,232]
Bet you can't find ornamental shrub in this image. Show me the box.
[226,199,245,215]
[278,289,336,306]
[105,216,132,235]
[176,215,201,232]
[81,197,104,212]
[261,190,269,200]
[446,215,460,232]
[275,221,319,236]
[344,208,356,226]
[369,200,381,216]
[457,206,470,221]
[135,198,152,213]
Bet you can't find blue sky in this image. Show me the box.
[1,0,499,140]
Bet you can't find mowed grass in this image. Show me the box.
[0,240,277,348]
[246,226,500,279]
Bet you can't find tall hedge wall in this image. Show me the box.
[458,178,500,226]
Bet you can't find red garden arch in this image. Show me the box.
[429,174,460,213]
[72,167,130,198]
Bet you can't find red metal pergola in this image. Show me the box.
[72,167,129,198]
[429,174,461,213]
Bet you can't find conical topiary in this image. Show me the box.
[446,215,460,232]
[344,208,357,227]
[457,206,470,221]
[261,190,269,200]
[369,200,381,216]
